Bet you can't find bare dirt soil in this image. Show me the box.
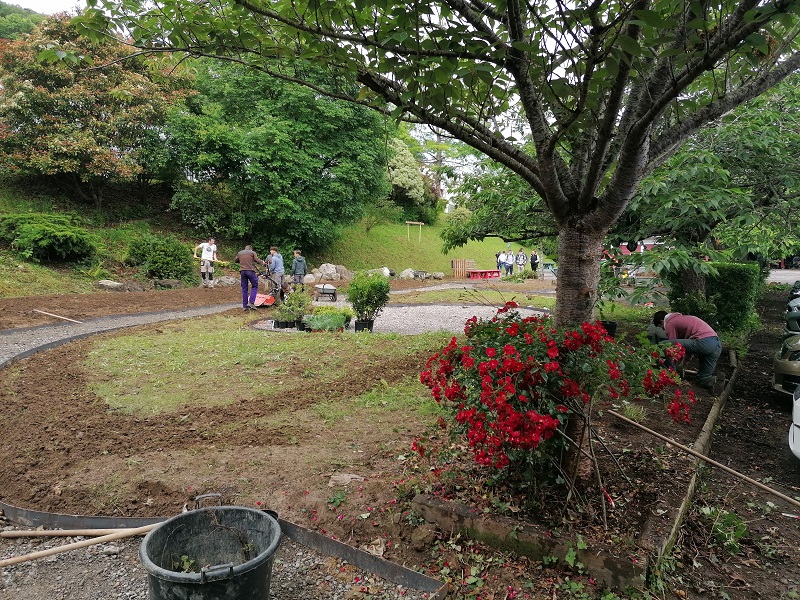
[676,289,800,600]
[0,281,796,599]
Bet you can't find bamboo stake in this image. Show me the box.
[1,528,129,538]
[0,523,158,567]
[607,410,800,510]
[32,309,82,324]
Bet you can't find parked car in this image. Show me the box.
[773,334,800,395]
[791,387,800,460]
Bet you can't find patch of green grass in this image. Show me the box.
[86,316,448,415]
[355,376,438,413]
[313,401,349,424]
[0,250,97,298]
[313,221,506,274]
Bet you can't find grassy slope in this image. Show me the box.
[0,179,519,296]
[311,222,507,274]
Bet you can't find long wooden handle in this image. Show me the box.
[0,523,158,567]
[607,410,800,510]
[1,528,129,538]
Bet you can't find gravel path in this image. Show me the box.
[0,526,436,600]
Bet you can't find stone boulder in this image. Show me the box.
[154,279,184,289]
[432,272,445,280]
[214,275,238,287]
[96,279,123,291]
[365,267,392,278]
[398,268,416,280]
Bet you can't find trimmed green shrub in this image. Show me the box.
[0,213,98,262]
[665,261,763,333]
[346,271,391,320]
[126,234,194,281]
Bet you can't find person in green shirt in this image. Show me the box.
[291,249,308,287]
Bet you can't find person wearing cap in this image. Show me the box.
[652,310,721,391]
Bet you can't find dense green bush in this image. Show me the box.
[346,271,391,320]
[0,213,98,262]
[126,233,194,280]
[665,261,763,333]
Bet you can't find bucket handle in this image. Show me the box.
[193,493,222,510]
[200,562,234,583]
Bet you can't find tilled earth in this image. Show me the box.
[676,289,800,599]
[0,282,797,599]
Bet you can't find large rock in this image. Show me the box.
[318,263,339,280]
[214,275,238,287]
[154,279,183,289]
[96,279,123,291]
[303,274,318,284]
[432,272,445,280]
[398,268,416,280]
[366,267,391,278]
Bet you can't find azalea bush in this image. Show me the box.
[420,302,694,487]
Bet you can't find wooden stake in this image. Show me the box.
[32,309,82,324]
[0,523,158,567]
[607,410,800,510]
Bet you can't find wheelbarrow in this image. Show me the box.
[314,283,337,301]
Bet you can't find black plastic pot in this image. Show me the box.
[296,320,307,331]
[354,319,374,332]
[140,506,281,600]
[599,320,617,337]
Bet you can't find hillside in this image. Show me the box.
[0,180,527,298]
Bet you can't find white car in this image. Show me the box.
[792,387,800,460]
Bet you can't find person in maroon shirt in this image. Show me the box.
[653,310,722,391]
[234,245,265,310]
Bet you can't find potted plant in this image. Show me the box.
[271,305,295,329]
[347,271,391,332]
[302,312,347,332]
[281,289,313,329]
[312,305,355,329]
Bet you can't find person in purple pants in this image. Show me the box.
[234,245,265,310]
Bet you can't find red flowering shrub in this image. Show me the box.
[420,302,695,479]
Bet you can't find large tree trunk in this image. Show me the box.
[680,267,706,296]
[554,227,606,327]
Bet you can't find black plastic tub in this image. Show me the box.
[140,506,281,600]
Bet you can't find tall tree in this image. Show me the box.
[621,75,800,261]
[77,0,800,324]
[165,60,391,252]
[0,15,186,208]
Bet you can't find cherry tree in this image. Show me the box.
[77,0,800,323]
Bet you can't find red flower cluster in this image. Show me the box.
[420,305,695,474]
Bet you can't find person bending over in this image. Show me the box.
[653,310,721,391]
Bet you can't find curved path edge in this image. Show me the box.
[0,303,239,369]
[0,498,447,597]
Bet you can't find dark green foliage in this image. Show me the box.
[0,1,43,39]
[0,213,97,262]
[346,271,391,320]
[666,262,763,333]
[165,61,390,253]
[126,233,194,280]
[668,292,720,331]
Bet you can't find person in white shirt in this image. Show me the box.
[193,237,218,288]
